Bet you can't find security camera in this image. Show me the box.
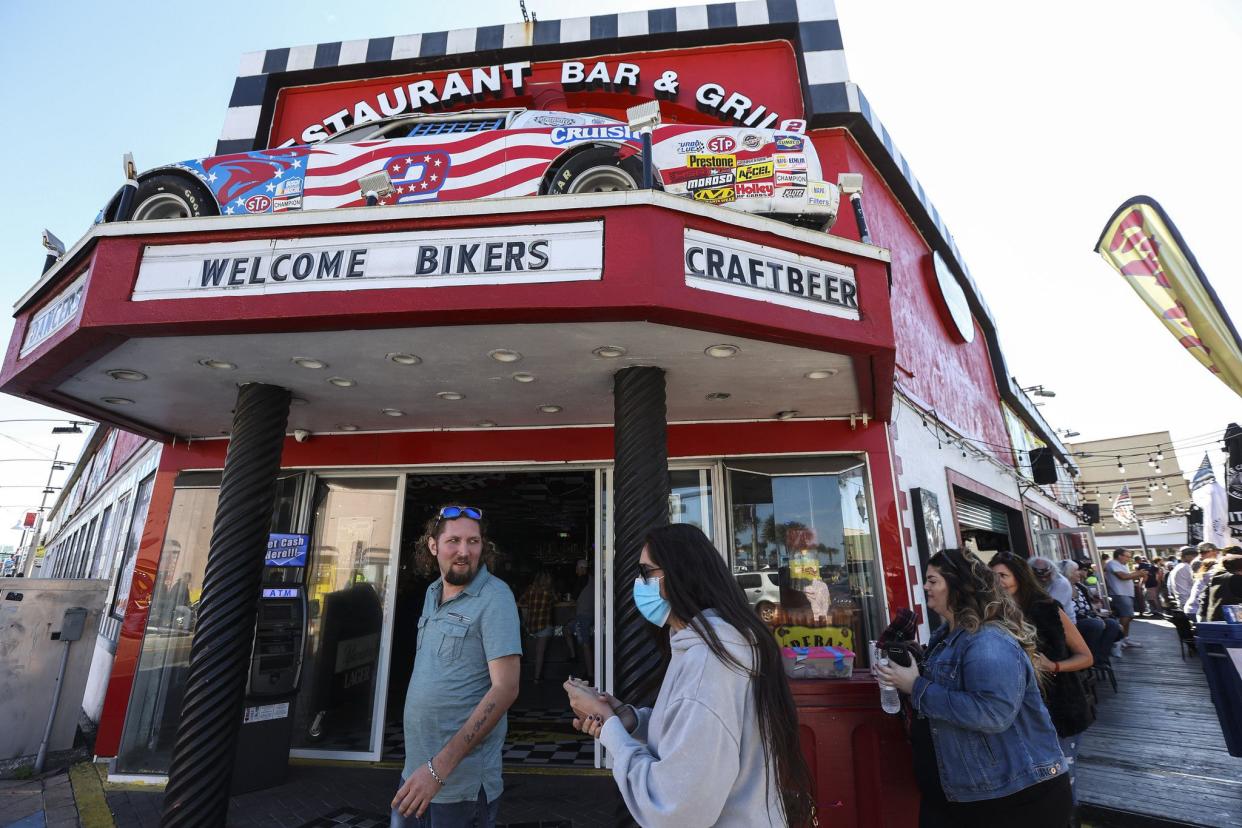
[293,429,311,443]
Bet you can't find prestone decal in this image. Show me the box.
[683,229,859,320]
[133,221,603,300]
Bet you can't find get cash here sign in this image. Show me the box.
[132,222,603,300]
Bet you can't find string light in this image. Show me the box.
[1117,458,1125,474]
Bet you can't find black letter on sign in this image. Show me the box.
[841,279,858,309]
[346,249,367,278]
[415,246,438,275]
[201,259,229,288]
[317,251,343,280]
[527,240,549,270]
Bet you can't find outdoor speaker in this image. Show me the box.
[1029,447,1058,485]
[1082,503,1100,524]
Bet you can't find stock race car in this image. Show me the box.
[102,109,840,230]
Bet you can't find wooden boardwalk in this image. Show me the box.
[1078,617,1242,827]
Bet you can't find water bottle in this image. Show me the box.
[877,651,901,714]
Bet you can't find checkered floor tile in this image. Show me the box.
[378,706,593,767]
[297,808,387,827]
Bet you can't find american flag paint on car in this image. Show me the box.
[110,109,841,231]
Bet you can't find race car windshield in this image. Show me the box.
[321,116,508,144]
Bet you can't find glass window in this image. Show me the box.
[111,474,155,619]
[77,517,99,579]
[89,505,115,580]
[728,458,883,667]
[115,473,304,773]
[669,469,713,539]
[291,476,398,755]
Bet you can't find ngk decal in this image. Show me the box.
[706,135,737,153]
[735,181,774,198]
[245,195,272,213]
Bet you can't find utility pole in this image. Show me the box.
[20,445,60,577]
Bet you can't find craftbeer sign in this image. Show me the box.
[133,221,603,300]
[683,229,860,320]
[20,273,87,357]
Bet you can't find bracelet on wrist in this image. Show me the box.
[427,759,446,786]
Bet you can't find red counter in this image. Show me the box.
[795,677,920,827]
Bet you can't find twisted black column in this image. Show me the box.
[611,366,670,706]
[163,383,290,827]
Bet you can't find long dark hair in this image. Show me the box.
[929,549,1040,671]
[644,523,813,827]
[989,551,1051,614]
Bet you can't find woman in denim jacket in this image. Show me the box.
[877,549,1071,828]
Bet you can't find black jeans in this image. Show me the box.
[949,774,1073,828]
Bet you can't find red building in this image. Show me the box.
[2,4,1084,824]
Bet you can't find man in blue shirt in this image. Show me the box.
[392,505,521,827]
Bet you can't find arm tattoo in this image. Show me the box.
[463,701,498,745]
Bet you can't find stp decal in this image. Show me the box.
[706,135,737,153]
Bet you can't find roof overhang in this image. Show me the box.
[3,191,894,441]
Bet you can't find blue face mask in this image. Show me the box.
[633,577,671,627]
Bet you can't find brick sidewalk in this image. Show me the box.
[1,768,82,828]
[103,764,618,828]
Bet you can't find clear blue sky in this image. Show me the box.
[1,0,1239,549]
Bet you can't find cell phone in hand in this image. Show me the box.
[885,644,912,668]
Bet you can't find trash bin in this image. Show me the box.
[1195,622,1242,757]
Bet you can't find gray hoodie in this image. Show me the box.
[599,611,786,827]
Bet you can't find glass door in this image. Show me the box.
[1034,525,1100,570]
[290,475,404,761]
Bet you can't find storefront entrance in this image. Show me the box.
[385,470,599,766]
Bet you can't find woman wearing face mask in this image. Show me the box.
[563,523,813,827]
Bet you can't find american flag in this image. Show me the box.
[1190,453,1217,492]
[300,130,562,211]
[1112,483,1135,526]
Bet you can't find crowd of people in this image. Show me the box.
[390,501,1241,827]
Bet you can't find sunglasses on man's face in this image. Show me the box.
[438,506,483,521]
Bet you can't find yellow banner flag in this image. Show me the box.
[1096,197,1242,398]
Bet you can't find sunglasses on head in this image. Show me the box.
[438,506,483,521]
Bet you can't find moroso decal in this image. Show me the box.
[687,154,735,168]
[550,125,637,144]
[693,186,735,204]
[705,135,736,153]
[735,180,774,197]
[736,162,774,182]
[686,172,735,190]
[774,135,804,152]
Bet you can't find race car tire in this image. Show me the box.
[547,147,643,195]
[130,174,217,221]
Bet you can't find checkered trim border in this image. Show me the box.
[213,0,996,384]
[217,0,848,154]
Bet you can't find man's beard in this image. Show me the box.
[444,560,478,586]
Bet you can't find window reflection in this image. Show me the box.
[292,477,398,755]
[729,461,882,666]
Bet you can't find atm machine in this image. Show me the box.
[231,533,309,794]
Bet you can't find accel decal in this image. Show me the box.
[736,162,775,182]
